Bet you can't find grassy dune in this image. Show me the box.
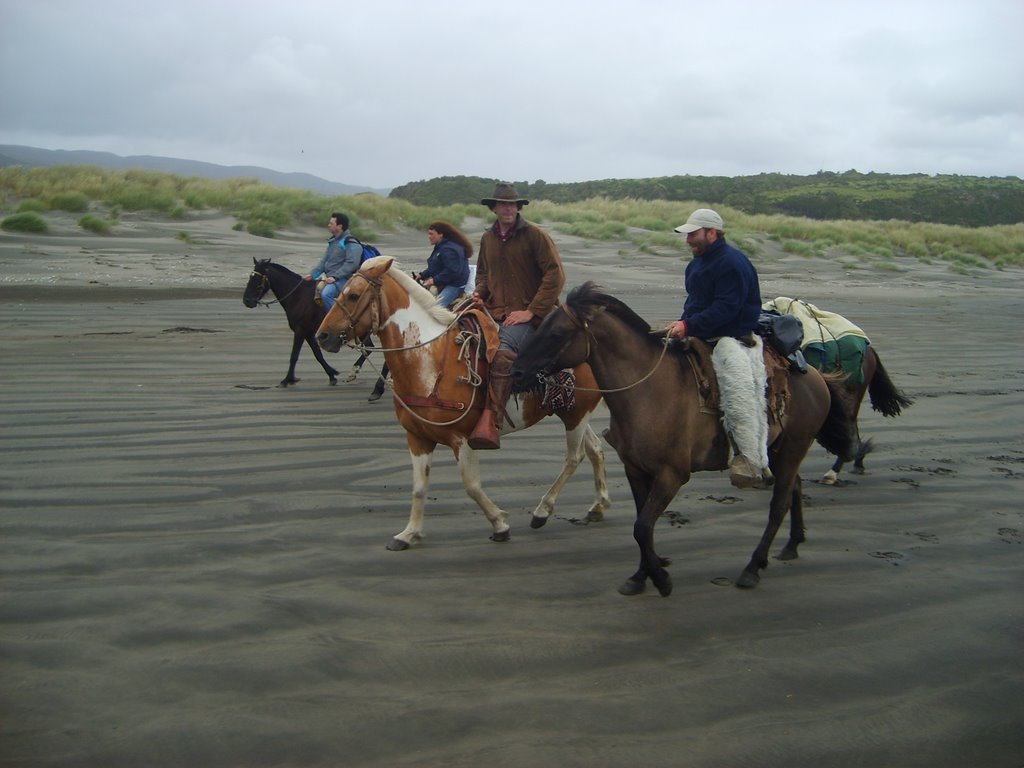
[2,165,1021,274]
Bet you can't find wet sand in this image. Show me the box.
[1,211,1022,767]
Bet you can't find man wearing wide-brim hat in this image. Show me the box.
[468,182,566,450]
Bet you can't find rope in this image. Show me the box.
[556,304,672,394]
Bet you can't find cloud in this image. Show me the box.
[2,0,1021,187]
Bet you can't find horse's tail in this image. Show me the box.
[817,372,858,462]
[868,353,913,417]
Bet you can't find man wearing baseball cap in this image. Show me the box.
[666,208,771,489]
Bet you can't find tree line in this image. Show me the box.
[389,170,1024,227]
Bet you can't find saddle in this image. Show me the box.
[671,336,791,425]
[455,307,577,415]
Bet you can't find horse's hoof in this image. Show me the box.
[653,572,673,597]
[345,371,359,383]
[367,390,383,402]
[618,579,646,596]
[586,510,604,523]
[530,515,548,529]
[821,471,838,485]
[329,378,338,386]
[777,545,799,561]
[489,530,510,542]
[277,380,295,388]
[386,538,410,551]
[735,570,761,589]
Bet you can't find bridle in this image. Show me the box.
[554,302,670,394]
[248,267,304,308]
[326,271,486,426]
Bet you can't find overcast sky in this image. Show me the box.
[2,0,1022,189]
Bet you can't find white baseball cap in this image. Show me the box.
[673,208,724,234]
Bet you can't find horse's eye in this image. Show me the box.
[347,292,360,302]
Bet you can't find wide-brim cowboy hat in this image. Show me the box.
[481,182,530,206]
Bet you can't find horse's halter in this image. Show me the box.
[248,267,304,307]
[328,271,384,343]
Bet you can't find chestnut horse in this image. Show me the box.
[511,282,856,596]
[315,256,610,550]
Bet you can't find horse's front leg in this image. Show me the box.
[388,436,436,551]
[279,333,305,387]
[305,332,338,384]
[620,466,679,597]
[456,443,510,542]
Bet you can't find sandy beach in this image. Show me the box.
[1,210,1022,767]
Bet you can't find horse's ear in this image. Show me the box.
[363,255,395,276]
[253,257,258,265]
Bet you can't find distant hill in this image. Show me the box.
[390,172,1024,227]
[0,145,389,197]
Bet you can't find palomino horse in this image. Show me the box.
[816,346,912,484]
[315,256,611,549]
[243,258,386,392]
[511,282,856,596]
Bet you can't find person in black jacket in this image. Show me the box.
[667,208,771,489]
[415,221,473,308]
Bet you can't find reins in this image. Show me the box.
[250,268,305,307]
[330,272,483,427]
[558,303,671,394]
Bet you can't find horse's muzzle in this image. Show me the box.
[317,331,344,353]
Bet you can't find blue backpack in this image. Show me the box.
[348,236,382,264]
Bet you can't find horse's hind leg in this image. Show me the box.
[457,445,511,542]
[738,449,803,588]
[582,425,610,522]
[305,333,338,384]
[347,335,374,382]
[530,422,608,528]
[778,475,805,561]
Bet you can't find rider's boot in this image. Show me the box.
[467,349,517,450]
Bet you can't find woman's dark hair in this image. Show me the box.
[428,221,473,258]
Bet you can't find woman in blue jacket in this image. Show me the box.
[415,221,473,308]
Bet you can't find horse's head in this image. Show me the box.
[512,282,604,387]
[243,258,272,308]
[316,256,396,353]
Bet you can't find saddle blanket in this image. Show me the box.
[764,297,869,387]
[763,297,868,346]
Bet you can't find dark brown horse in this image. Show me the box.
[512,282,856,596]
[243,258,387,395]
[243,258,339,387]
[315,258,610,549]
[818,345,913,484]
[763,297,913,483]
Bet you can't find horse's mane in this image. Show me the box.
[264,260,301,279]
[566,281,654,337]
[368,256,457,325]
